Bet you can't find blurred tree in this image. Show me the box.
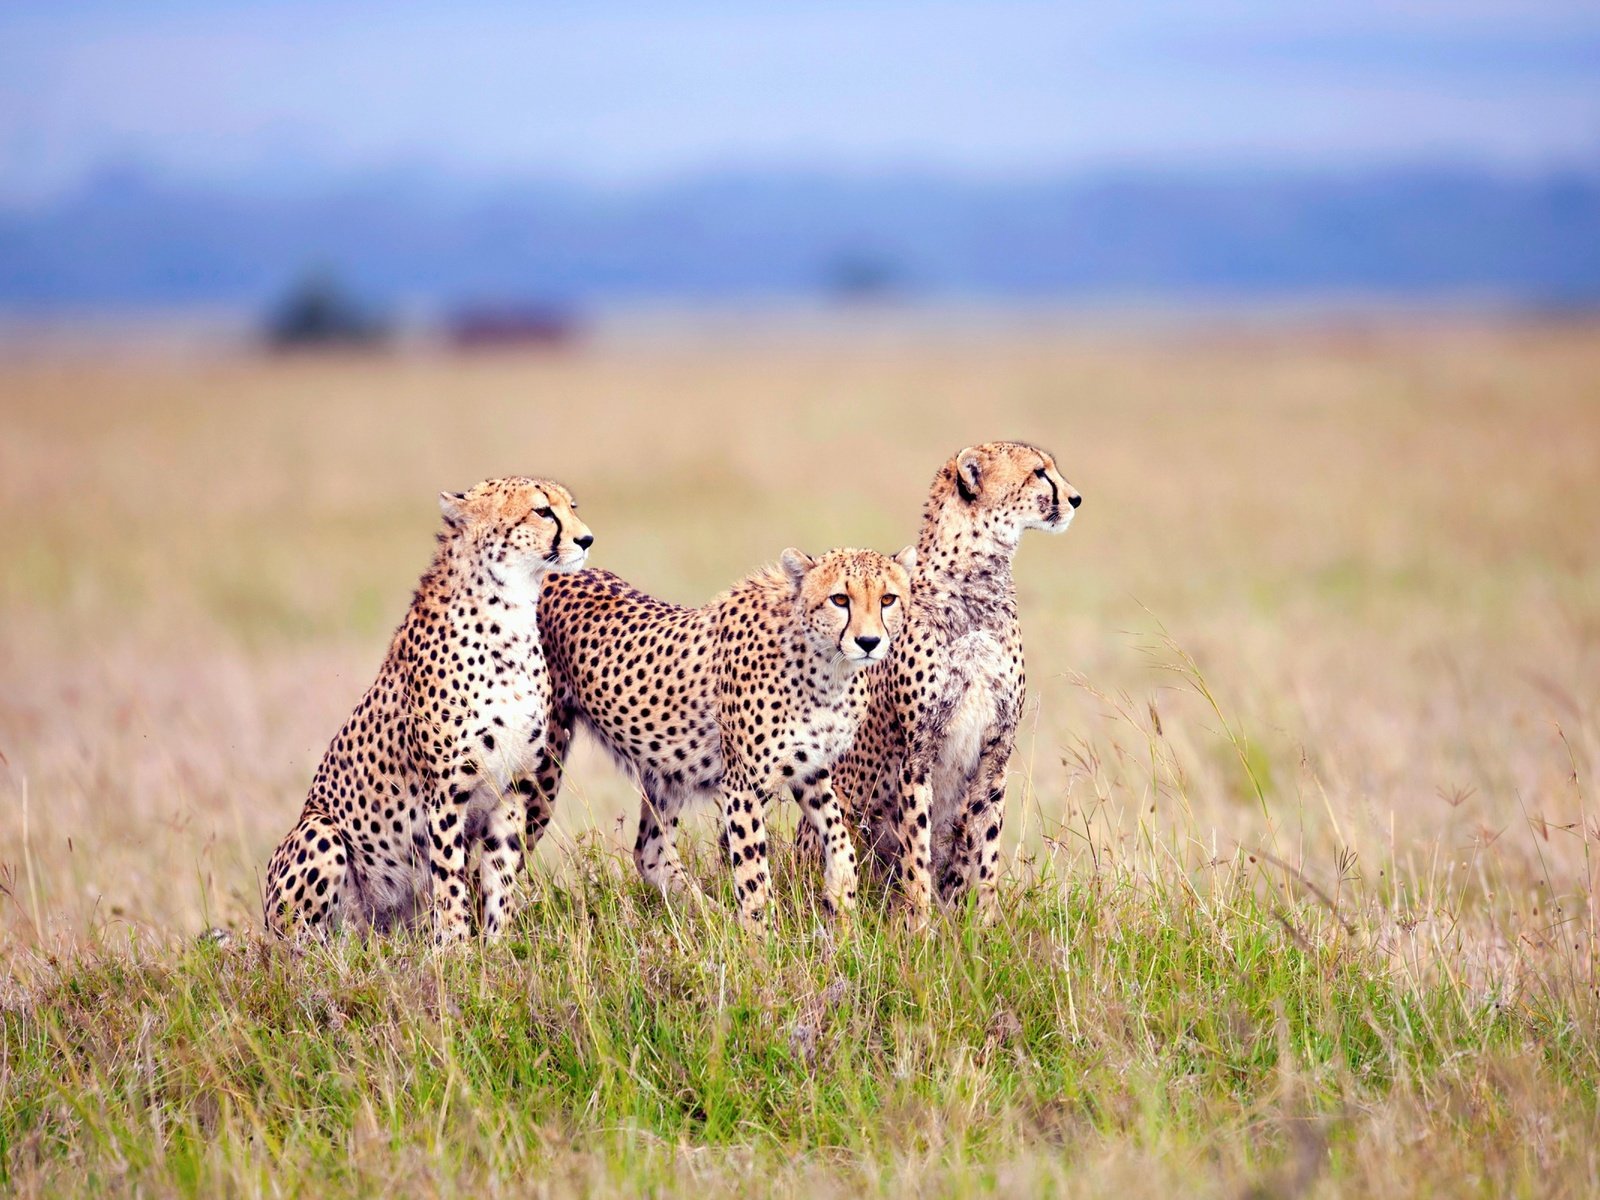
[824,250,902,302]
[265,268,389,350]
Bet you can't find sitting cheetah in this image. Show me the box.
[263,477,594,943]
[528,546,915,931]
[811,442,1081,927]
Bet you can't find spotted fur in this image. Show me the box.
[529,546,915,932]
[811,442,1081,927]
[263,476,594,944]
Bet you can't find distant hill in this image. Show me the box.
[2,163,1598,311]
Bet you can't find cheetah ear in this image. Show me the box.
[438,490,469,529]
[779,547,814,586]
[893,545,918,574]
[955,447,983,502]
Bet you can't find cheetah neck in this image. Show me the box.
[415,536,546,644]
[913,502,1019,634]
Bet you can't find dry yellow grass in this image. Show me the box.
[1,320,1598,1195]
[3,321,1596,947]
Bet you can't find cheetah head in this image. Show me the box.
[780,546,916,669]
[947,441,1082,537]
[438,477,594,577]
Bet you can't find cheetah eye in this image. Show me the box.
[1034,467,1047,479]
[881,594,898,607]
[829,594,849,608]
[535,507,554,519]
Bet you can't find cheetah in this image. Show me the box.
[263,476,594,944]
[809,442,1081,927]
[527,546,916,931]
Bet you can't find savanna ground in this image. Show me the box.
[1,318,1598,1196]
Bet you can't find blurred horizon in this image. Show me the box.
[2,1,1598,316]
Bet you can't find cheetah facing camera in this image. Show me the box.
[531,546,916,931]
[263,476,594,944]
[812,441,1081,927]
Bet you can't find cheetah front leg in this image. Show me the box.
[791,766,870,879]
[477,786,529,940]
[941,733,1014,923]
[892,755,936,932]
[792,769,858,919]
[720,769,772,935]
[427,770,479,946]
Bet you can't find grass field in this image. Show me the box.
[2,319,1599,1195]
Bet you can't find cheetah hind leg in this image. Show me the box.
[264,812,356,939]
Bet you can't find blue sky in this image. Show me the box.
[2,0,1597,200]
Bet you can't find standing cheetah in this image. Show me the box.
[528,546,915,931]
[263,477,594,943]
[815,442,1081,927]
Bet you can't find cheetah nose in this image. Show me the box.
[854,635,881,653]
[1068,493,1082,509]
[575,534,594,550]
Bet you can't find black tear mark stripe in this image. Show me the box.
[1043,462,1059,513]
[548,507,564,562]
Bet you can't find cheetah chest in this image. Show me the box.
[764,700,858,789]
[473,683,549,785]
[458,627,551,795]
[929,631,1013,811]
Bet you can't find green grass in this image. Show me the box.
[4,329,1599,1196]
[4,843,1596,1197]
